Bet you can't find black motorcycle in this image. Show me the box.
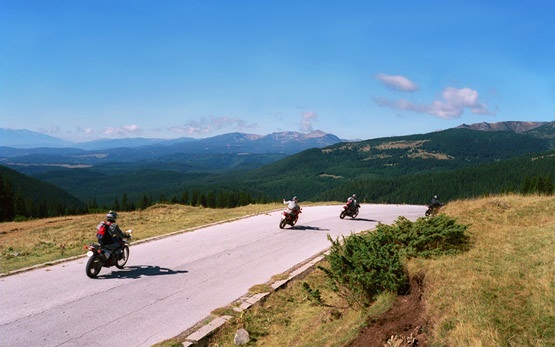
[425,205,441,217]
[84,233,131,278]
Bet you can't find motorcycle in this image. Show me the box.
[425,205,441,217]
[279,208,301,229]
[84,231,131,278]
[340,203,360,219]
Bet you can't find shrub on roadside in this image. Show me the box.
[319,215,469,308]
[383,215,470,258]
[319,231,407,308]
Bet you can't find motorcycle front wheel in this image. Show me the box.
[86,254,103,278]
[115,246,129,269]
[279,219,287,229]
[340,211,346,219]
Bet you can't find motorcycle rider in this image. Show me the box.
[346,194,360,212]
[283,196,301,218]
[101,211,131,259]
[428,195,443,211]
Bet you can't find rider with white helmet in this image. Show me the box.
[283,196,301,216]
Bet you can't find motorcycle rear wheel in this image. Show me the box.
[115,246,129,269]
[86,255,102,278]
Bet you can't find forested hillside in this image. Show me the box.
[314,151,555,204]
[0,166,86,221]
[242,128,551,180]
[222,128,554,202]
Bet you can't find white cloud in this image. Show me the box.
[39,126,62,135]
[300,111,318,132]
[429,87,489,118]
[102,124,142,136]
[375,86,491,119]
[375,73,418,92]
[169,116,257,135]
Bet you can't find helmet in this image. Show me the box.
[106,210,118,221]
[292,196,298,201]
[352,194,357,198]
[434,195,438,199]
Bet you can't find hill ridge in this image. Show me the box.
[456,120,548,133]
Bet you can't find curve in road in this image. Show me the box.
[0,204,425,347]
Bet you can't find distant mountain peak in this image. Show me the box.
[457,121,548,133]
[303,130,328,138]
[0,128,74,148]
[267,130,338,141]
[206,132,263,141]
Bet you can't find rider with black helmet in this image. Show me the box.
[102,211,132,257]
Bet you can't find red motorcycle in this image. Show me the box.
[340,203,360,219]
[279,208,301,229]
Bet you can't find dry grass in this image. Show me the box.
[409,194,555,346]
[406,149,453,160]
[0,203,282,274]
[375,140,429,150]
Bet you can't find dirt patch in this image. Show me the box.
[375,140,429,150]
[346,273,429,347]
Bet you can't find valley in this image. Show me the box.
[0,121,554,221]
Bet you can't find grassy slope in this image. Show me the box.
[410,195,555,346]
[0,203,283,274]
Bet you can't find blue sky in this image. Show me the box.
[1,0,554,142]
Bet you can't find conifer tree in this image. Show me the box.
[121,193,129,211]
[0,174,15,221]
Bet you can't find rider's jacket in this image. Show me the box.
[107,222,131,239]
[284,200,300,215]
[347,197,359,210]
[429,198,442,208]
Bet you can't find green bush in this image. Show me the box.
[319,231,407,308]
[381,215,470,258]
[319,215,469,309]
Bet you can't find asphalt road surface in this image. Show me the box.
[0,204,425,347]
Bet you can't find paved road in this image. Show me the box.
[0,204,425,347]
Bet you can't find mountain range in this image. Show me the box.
[0,130,345,178]
[0,128,344,151]
[456,121,548,133]
[1,121,554,211]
